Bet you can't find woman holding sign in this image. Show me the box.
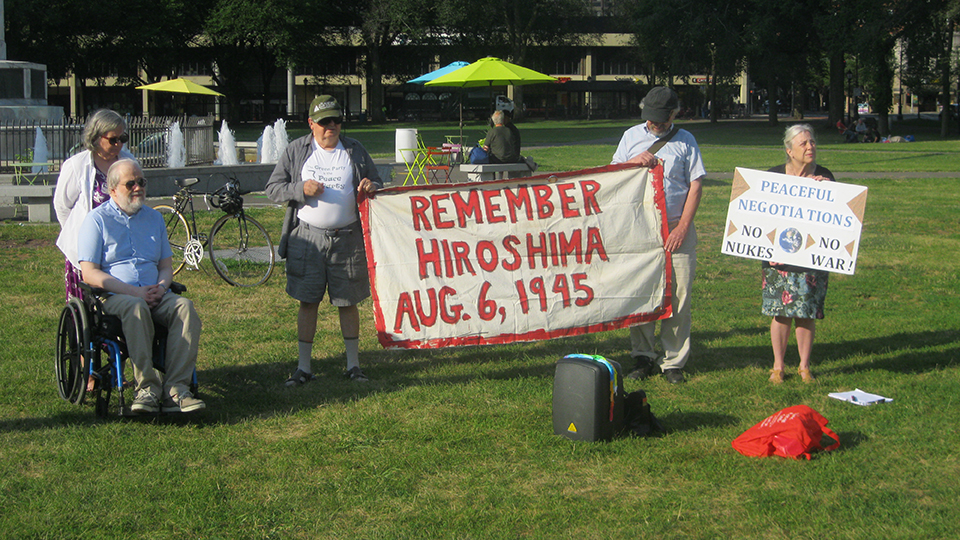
[763,124,834,384]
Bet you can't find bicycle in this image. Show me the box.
[153,177,276,287]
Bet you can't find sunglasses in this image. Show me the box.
[102,133,130,145]
[318,117,343,127]
[123,177,146,190]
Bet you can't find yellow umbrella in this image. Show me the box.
[136,78,224,96]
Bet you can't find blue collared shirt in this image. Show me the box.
[77,199,172,287]
[611,124,706,222]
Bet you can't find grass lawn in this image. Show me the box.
[2,118,959,538]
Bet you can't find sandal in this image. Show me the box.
[285,368,314,387]
[343,366,369,382]
[769,369,785,384]
[798,368,815,383]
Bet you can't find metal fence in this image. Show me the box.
[0,115,216,174]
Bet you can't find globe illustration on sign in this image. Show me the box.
[778,228,803,253]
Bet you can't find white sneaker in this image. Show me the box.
[162,392,206,413]
[131,389,160,414]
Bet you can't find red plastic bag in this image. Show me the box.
[732,405,840,460]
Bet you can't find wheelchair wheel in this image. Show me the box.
[154,204,191,275]
[55,301,88,404]
[208,213,275,287]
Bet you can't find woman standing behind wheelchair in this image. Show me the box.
[54,109,137,302]
[53,109,136,391]
[763,124,834,384]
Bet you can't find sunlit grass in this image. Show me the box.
[2,121,959,538]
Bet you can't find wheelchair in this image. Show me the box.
[55,282,198,417]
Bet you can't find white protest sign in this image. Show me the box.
[721,167,868,274]
[359,164,673,349]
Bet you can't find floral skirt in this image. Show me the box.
[761,267,829,319]
[65,259,84,302]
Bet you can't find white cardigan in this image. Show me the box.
[54,148,137,265]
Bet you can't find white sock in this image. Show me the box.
[345,338,359,371]
[298,341,313,373]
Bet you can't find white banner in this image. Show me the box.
[359,164,673,349]
[722,167,868,274]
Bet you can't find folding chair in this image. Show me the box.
[424,147,454,184]
[401,134,430,186]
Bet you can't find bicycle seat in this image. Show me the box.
[176,178,200,188]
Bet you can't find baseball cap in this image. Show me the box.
[309,95,342,122]
[641,86,679,123]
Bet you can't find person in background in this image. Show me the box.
[611,86,706,384]
[483,110,521,164]
[502,106,522,160]
[764,124,834,384]
[266,95,382,386]
[78,159,204,413]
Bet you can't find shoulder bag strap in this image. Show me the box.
[646,125,680,155]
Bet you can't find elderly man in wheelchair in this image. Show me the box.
[58,158,204,415]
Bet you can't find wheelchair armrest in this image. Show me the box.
[79,282,107,297]
[78,281,186,296]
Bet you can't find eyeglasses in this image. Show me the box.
[123,177,146,190]
[318,117,343,127]
[102,133,130,145]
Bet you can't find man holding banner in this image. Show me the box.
[612,86,706,384]
[266,95,382,386]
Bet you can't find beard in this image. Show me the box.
[116,193,145,214]
[649,124,670,137]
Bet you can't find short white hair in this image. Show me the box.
[783,123,815,151]
[106,159,142,191]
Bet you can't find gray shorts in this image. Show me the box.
[284,221,370,306]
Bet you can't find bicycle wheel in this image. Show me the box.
[154,204,191,275]
[208,213,275,287]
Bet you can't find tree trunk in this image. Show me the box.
[364,38,385,124]
[829,52,845,125]
[941,18,954,138]
[767,82,778,125]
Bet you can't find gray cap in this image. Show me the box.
[641,86,679,123]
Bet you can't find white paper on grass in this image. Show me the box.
[828,388,893,405]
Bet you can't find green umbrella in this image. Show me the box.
[424,57,557,88]
[425,57,556,142]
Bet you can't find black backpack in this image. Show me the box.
[622,390,665,437]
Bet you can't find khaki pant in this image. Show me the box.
[630,224,697,371]
[102,292,201,399]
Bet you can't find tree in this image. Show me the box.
[742,0,823,124]
[205,0,304,121]
[438,0,591,118]
[620,0,747,122]
[120,0,216,85]
[5,0,120,115]
[335,0,436,123]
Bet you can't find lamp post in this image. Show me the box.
[303,78,309,116]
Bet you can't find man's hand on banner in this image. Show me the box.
[357,177,379,205]
[359,177,378,194]
[626,151,658,168]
